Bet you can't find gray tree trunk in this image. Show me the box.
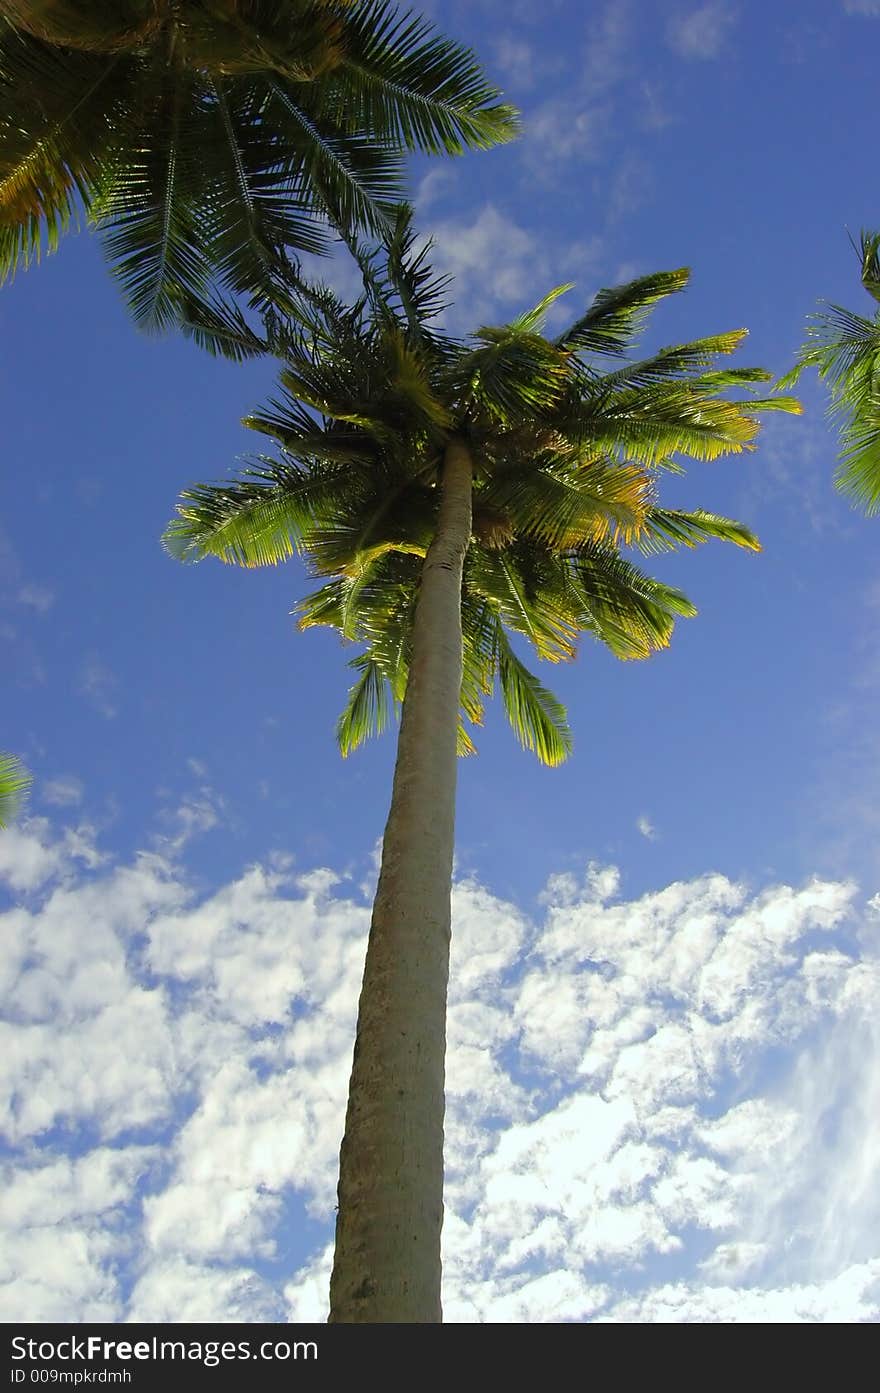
[328,438,474,1323]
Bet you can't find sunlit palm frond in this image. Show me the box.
[631,508,761,556]
[162,457,357,565]
[495,625,571,767]
[337,655,392,756]
[555,268,690,356]
[0,751,31,829]
[168,234,781,758]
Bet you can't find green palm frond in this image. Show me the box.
[97,63,215,331]
[330,0,520,154]
[452,327,569,423]
[780,230,880,513]
[568,543,697,659]
[162,456,356,565]
[0,751,31,829]
[632,508,761,555]
[481,459,650,549]
[595,331,750,390]
[556,268,690,356]
[173,287,270,361]
[495,627,572,767]
[859,228,880,304]
[337,655,393,756]
[510,283,574,335]
[0,28,123,280]
[1,0,518,326]
[168,230,783,759]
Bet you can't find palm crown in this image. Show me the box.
[0,1,517,328]
[164,210,800,763]
[780,229,880,515]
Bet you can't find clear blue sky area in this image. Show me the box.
[3,0,880,1324]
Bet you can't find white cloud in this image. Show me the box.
[16,585,54,614]
[1,819,879,1323]
[77,657,118,720]
[636,815,657,840]
[492,34,539,89]
[425,204,603,332]
[581,0,632,99]
[667,2,738,59]
[522,98,608,176]
[42,776,84,808]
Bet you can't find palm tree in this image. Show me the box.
[780,229,880,514]
[0,1,517,327]
[163,216,800,1321]
[0,750,31,828]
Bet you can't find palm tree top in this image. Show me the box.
[164,210,801,764]
[0,1,518,327]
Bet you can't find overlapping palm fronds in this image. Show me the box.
[165,208,800,762]
[0,1,518,327]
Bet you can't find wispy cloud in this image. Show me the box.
[667,2,738,59]
[518,0,632,175]
[2,818,878,1322]
[42,776,84,808]
[77,657,118,720]
[154,779,225,855]
[425,204,603,331]
[492,34,540,90]
[636,815,658,841]
[16,585,54,614]
[842,0,880,14]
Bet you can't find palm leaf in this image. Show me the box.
[0,751,31,829]
[330,0,520,154]
[496,627,572,766]
[555,268,690,356]
[337,655,392,755]
[632,508,761,555]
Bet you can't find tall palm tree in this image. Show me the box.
[0,750,31,828]
[780,229,880,514]
[0,1,517,327]
[163,216,800,1321]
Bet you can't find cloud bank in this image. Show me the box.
[2,819,879,1323]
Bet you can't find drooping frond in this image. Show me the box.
[568,542,697,660]
[495,626,572,767]
[0,27,123,280]
[337,655,392,756]
[96,61,214,330]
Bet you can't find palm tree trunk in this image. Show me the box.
[328,438,473,1323]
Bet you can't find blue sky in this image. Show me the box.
[3,0,880,1322]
